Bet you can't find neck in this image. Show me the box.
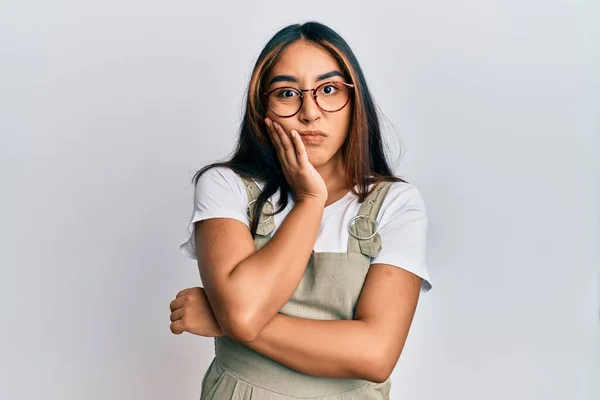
[315,154,349,198]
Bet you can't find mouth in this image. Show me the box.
[298,130,326,138]
[298,131,326,145]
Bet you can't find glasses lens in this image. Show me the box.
[315,82,351,112]
[267,83,352,116]
[267,88,302,117]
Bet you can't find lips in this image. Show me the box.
[299,130,326,137]
[298,130,326,144]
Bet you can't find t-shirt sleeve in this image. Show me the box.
[370,184,432,292]
[179,166,249,260]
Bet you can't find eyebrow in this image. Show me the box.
[268,70,345,85]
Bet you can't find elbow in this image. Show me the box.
[370,368,392,385]
[205,287,264,342]
[220,310,260,343]
[363,348,394,384]
[367,362,393,384]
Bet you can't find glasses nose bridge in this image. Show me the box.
[299,88,317,98]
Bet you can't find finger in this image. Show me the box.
[170,320,185,335]
[265,118,281,149]
[170,296,185,312]
[273,121,298,170]
[176,288,193,298]
[290,130,309,168]
[265,118,278,143]
[170,308,184,322]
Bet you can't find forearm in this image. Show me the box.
[238,313,384,382]
[226,198,325,338]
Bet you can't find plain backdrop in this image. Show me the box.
[1,1,598,399]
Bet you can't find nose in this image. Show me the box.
[298,90,321,124]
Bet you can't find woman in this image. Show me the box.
[170,21,432,399]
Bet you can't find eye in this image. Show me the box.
[318,83,340,95]
[274,88,299,98]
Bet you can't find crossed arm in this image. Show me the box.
[195,209,422,383]
[237,263,421,383]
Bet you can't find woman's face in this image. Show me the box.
[264,40,353,169]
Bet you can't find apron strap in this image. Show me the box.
[238,175,276,239]
[347,181,393,258]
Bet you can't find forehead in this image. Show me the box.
[269,41,342,81]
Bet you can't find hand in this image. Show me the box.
[169,287,225,337]
[264,117,328,203]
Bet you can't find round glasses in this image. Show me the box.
[263,81,354,118]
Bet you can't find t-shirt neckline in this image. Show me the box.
[323,188,356,215]
[256,180,359,215]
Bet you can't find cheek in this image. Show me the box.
[332,109,352,140]
[265,109,277,124]
[277,120,296,134]
[265,108,285,125]
[265,113,293,132]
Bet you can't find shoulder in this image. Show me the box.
[180,166,251,259]
[377,180,427,227]
[371,180,431,290]
[195,165,242,187]
[194,166,247,199]
[381,180,426,211]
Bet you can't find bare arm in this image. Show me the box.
[196,196,324,342]
[197,119,328,342]
[236,263,422,383]
[229,189,431,381]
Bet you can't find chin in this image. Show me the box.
[306,151,326,167]
[307,146,343,169]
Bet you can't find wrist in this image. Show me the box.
[295,196,327,207]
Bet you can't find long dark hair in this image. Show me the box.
[191,21,407,238]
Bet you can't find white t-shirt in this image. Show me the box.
[180,166,432,292]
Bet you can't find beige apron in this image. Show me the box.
[200,174,394,399]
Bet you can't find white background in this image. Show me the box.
[1,1,598,399]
